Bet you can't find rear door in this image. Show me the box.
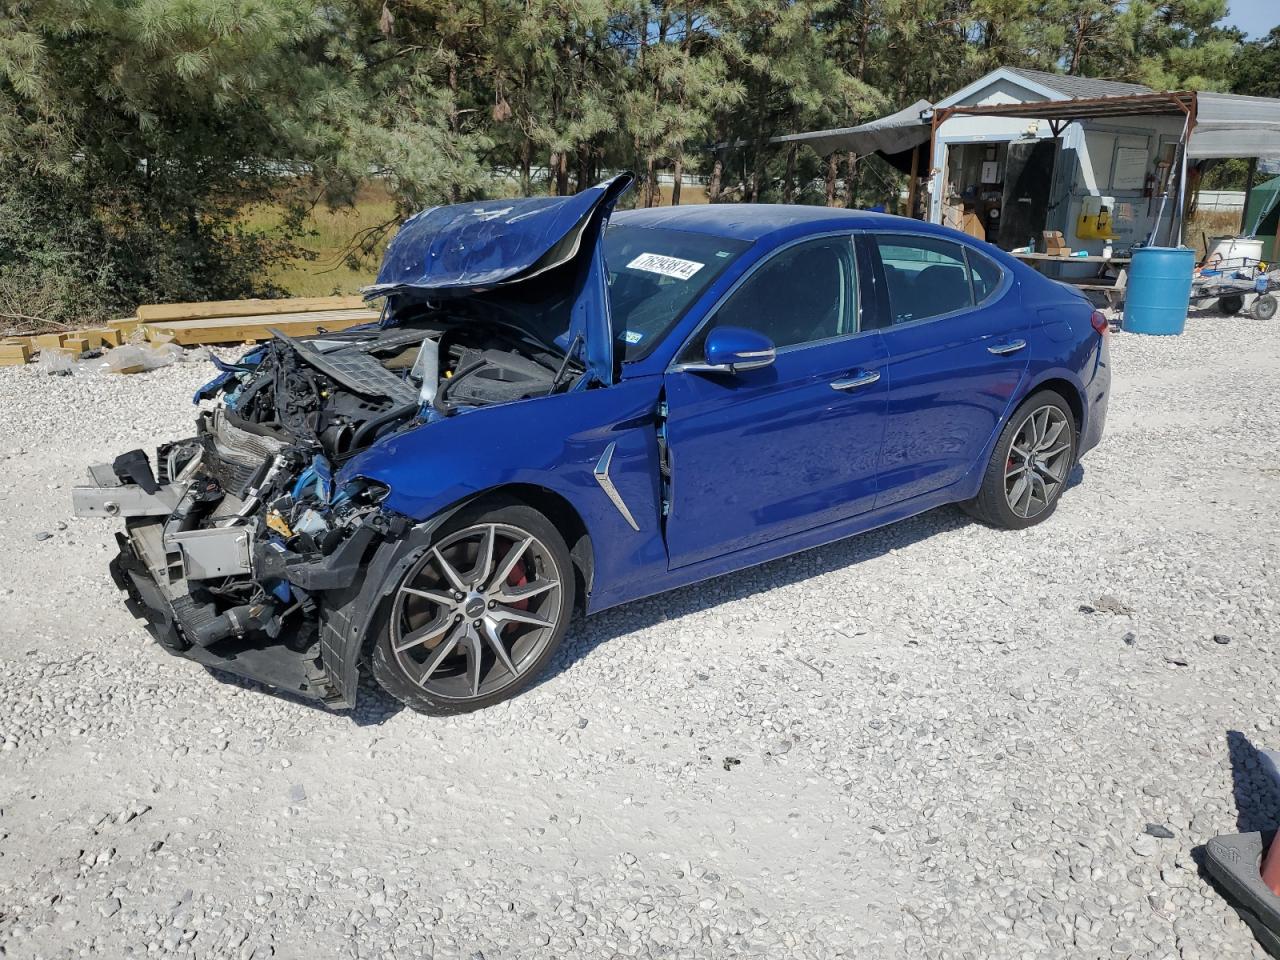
[663,234,888,568]
[866,233,1029,508]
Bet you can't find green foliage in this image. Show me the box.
[0,0,338,321]
[0,0,1273,321]
[1232,27,1280,99]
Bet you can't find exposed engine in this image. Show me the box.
[73,309,580,703]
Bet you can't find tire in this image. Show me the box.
[1255,294,1277,322]
[962,390,1078,530]
[370,501,575,715]
[1219,294,1244,315]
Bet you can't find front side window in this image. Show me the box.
[682,235,858,360]
[875,235,974,325]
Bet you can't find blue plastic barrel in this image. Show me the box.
[1123,246,1195,335]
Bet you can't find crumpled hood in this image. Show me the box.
[365,174,634,382]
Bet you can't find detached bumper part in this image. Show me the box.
[78,462,361,709]
[109,533,342,702]
[73,476,182,518]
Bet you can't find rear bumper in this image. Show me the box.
[1080,339,1111,457]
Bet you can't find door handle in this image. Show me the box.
[987,339,1027,355]
[830,370,881,391]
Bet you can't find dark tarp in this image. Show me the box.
[767,100,933,172]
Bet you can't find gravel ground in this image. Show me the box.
[0,314,1277,959]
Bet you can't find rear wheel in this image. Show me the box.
[1219,294,1244,315]
[963,391,1077,530]
[370,503,574,714]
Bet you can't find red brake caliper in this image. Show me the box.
[503,554,531,635]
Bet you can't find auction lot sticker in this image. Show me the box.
[626,253,705,280]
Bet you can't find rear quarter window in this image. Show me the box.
[966,248,1006,304]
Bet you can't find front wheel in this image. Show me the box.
[962,391,1077,529]
[370,503,575,714]
[1254,294,1277,322]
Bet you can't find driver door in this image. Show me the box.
[662,235,888,569]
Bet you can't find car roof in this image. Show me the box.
[612,203,938,243]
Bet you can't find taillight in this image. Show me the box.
[1090,310,1109,336]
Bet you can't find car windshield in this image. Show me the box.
[604,225,751,361]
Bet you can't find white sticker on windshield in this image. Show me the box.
[626,253,705,281]
[622,330,644,344]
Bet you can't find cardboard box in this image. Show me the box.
[1042,231,1072,257]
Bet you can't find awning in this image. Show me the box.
[1188,93,1280,160]
[767,100,933,158]
[931,89,1280,161]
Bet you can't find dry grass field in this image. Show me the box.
[245,179,711,298]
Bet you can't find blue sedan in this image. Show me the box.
[75,174,1109,713]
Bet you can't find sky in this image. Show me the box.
[1225,0,1277,39]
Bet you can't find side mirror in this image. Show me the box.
[698,326,776,374]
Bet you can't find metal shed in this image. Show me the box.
[924,70,1280,263]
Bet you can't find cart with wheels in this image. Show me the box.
[1192,257,1278,320]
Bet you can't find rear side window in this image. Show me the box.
[966,248,1005,304]
[875,235,973,325]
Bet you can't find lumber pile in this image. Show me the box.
[1,295,379,366]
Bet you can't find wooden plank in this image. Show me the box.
[108,316,140,329]
[137,296,366,323]
[0,343,31,365]
[140,308,379,346]
[60,336,89,356]
[79,328,121,349]
[34,332,67,350]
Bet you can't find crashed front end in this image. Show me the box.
[73,174,632,708]
[74,330,431,707]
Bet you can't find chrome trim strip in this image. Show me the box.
[593,441,640,532]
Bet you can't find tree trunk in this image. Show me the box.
[825,154,838,206]
[549,151,562,195]
[556,152,569,197]
[905,144,920,218]
[782,144,798,203]
[578,146,591,195]
[645,156,658,207]
[857,6,868,79]
[519,139,531,197]
[671,157,684,206]
[1070,16,1087,75]
[708,157,723,203]
[749,78,767,203]
[447,60,461,203]
[844,151,859,209]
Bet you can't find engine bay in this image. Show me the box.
[222,317,570,459]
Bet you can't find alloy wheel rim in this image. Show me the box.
[390,523,563,700]
[1004,405,1073,519]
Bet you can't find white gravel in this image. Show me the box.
[1,314,1278,959]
